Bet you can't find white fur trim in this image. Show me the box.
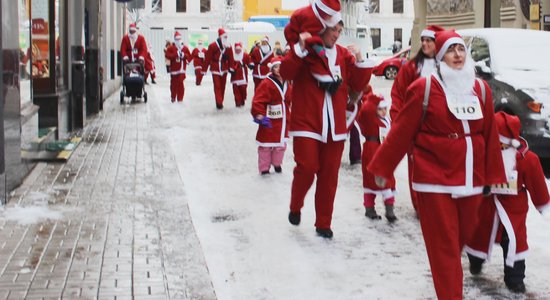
[421,29,435,39]
[293,43,309,58]
[311,73,335,83]
[320,12,342,28]
[499,135,521,148]
[268,61,281,69]
[412,183,483,195]
[363,188,395,199]
[537,202,550,214]
[378,100,389,108]
[290,131,324,142]
[464,246,488,260]
[494,197,518,267]
[314,0,338,15]
[436,37,466,61]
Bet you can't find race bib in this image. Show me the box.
[447,95,483,120]
[491,170,518,195]
[330,65,342,81]
[198,53,205,58]
[379,127,390,144]
[267,104,283,119]
[133,48,138,54]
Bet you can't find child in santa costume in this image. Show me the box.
[229,42,253,107]
[465,112,550,294]
[203,28,234,109]
[250,36,274,91]
[144,45,157,84]
[164,38,172,73]
[165,31,191,102]
[251,57,292,175]
[284,0,343,94]
[192,39,207,86]
[390,25,444,213]
[367,30,506,299]
[121,23,148,63]
[356,92,396,222]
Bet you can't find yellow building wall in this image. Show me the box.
[243,0,294,21]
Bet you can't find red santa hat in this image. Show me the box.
[261,36,269,43]
[218,28,227,37]
[421,25,445,40]
[495,111,522,148]
[435,30,465,61]
[234,42,242,50]
[313,0,342,28]
[174,31,182,41]
[129,23,137,32]
[268,56,283,69]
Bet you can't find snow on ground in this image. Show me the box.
[125,74,550,299]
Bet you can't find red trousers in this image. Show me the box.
[170,74,185,101]
[253,77,264,91]
[195,69,204,85]
[212,73,228,106]
[233,84,247,107]
[290,136,345,229]
[417,192,482,300]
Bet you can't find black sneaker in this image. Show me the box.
[151,79,157,84]
[288,212,301,225]
[385,205,398,223]
[316,228,333,239]
[261,171,270,175]
[274,166,282,173]
[467,254,484,275]
[505,282,526,294]
[365,207,381,220]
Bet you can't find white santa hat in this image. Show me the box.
[420,25,445,40]
[435,30,466,61]
[378,99,389,109]
[313,0,342,28]
[495,111,522,148]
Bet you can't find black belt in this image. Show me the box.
[365,136,380,143]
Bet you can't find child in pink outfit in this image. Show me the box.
[251,57,292,175]
[284,0,343,93]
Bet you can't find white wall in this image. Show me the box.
[362,0,414,48]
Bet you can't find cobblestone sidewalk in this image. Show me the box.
[0,90,216,299]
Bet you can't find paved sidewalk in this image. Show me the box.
[0,86,216,299]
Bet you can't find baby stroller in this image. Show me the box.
[120,61,148,104]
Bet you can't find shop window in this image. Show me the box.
[176,0,186,12]
[19,0,33,104]
[31,0,51,79]
[201,0,211,13]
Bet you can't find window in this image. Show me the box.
[152,0,162,13]
[369,0,379,13]
[370,28,381,49]
[201,0,211,13]
[394,28,402,44]
[176,0,186,12]
[393,0,403,13]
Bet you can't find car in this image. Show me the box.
[369,45,394,57]
[458,28,550,159]
[372,47,410,80]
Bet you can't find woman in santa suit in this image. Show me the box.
[251,57,292,175]
[465,112,550,294]
[367,30,506,299]
[390,24,444,213]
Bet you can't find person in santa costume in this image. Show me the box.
[356,92,397,222]
[284,0,343,94]
[250,36,274,91]
[164,38,172,73]
[192,39,207,86]
[120,23,148,63]
[367,30,506,299]
[203,28,234,109]
[251,57,292,175]
[281,20,375,239]
[144,44,157,84]
[465,111,550,294]
[165,31,191,103]
[390,24,445,214]
[229,42,253,107]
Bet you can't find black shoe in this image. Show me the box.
[505,282,526,293]
[274,166,282,173]
[365,207,381,220]
[385,205,398,223]
[288,212,301,225]
[467,254,484,275]
[261,171,270,175]
[171,99,176,103]
[316,228,333,239]
[151,79,156,84]
[216,104,224,110]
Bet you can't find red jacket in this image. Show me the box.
[251,76,292,147]
[368,75,506,196]
[192,47,207,71]
[466,145,550,266]
[250,46,274,79]
[120,34,148,62]
[230,52,252,85]
[357,95,395,191]
[165,44,191,75]
[203,39,234,75]
[284,5,325,45]
[145,51,155,72]
[280,44,374,142]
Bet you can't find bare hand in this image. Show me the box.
[299,32,312,52]
[375,176,387,188]
[347,45,363,62]
[256,114,264,120]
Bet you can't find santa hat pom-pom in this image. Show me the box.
[511,139,521,148]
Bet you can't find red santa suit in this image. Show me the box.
[250,36,274,90]
[284,0,342,88]
[203,28,234,109]
[230,43,253,107]
[144,49,156,83]
[389,25,443,213]
[356,93,395,205]
[192,41,207,86]
[251,62,292,174]
[165,32,191,102]
[465,112,550,287]
[367,30,506,300]
[120,24,148,63]
[281,40,374,232]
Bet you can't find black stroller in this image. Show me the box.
[120,61,147,104]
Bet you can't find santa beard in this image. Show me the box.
[234,51,243,62]
[438,55,476,95]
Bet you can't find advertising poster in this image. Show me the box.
[189,33,209,49]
